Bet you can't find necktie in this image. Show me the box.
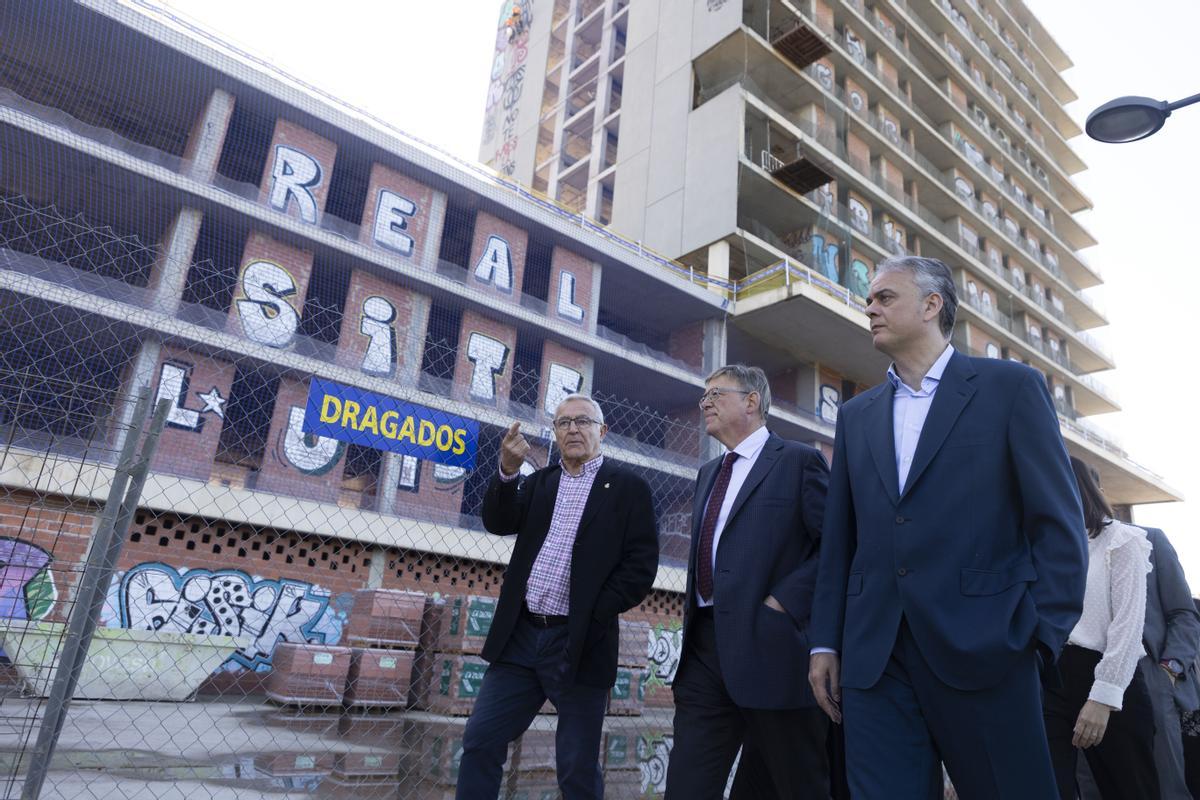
[696,452,739,603]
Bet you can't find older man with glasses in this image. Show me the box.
[664,365,833,800]
[455,394,659,800]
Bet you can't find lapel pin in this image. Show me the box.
[604,482,610,489]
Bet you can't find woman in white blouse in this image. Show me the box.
[1042,457,1159,799]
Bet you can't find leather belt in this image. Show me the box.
[522,603,568,628]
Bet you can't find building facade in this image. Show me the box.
[481,0,1177,511]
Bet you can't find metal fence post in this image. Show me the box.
[19,389,170,800]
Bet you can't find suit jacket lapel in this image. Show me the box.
[574,460,617,542]
[900,353,977,500]
[866,382,901,507]
[721,433,782,532]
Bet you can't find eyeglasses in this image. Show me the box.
[698,388,752,407]
[553,416,601,431]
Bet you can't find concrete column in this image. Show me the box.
[421,190,448,273]
[377,455,401,516]
[707,239,731,296]
[367,548,388,589]
[110,338,162,456]
[699,317,728,461]
[149,206,203,315]
[588,261,602,334]
[183,88,235,184]
[400,295,432,387]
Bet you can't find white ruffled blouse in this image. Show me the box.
[1067,519,1153,709]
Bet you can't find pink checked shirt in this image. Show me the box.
[501,455,603,615]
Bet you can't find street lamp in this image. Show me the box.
[1086,92,1200,143]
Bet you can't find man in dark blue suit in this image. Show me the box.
[808,255,1088,799]
[665,365,831,799]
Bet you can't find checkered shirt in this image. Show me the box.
[522,455,603,615]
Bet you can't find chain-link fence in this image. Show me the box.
[0,1,736,796]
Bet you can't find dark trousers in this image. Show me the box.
[663,610,831,800]
[455,616,609,800]
[1043,644,1161,800]
[842,618,1057,800]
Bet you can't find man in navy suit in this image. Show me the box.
[808,255,1088,799]
[664,365,831,799]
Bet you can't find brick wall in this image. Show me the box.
[549,246,593,328]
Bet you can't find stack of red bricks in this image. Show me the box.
[264,588,424,708]
[410,594,497,715]
[610,619,650,716]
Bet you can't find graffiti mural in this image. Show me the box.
[0,537,56,621]
[484,1,533,176]
[639,734,673,797]
[848,259,871,299]
[848,198,870,234]
[810,234,840,284]
[814,63,833,91]
[110,562,350,671]
[646,621,683,688]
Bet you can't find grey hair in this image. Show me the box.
[706,364,772,419]
[875,255,958,338]
[555,393,604,425]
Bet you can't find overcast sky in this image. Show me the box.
[152,0,1200,583]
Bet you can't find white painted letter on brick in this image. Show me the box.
[359,295,398,377]
[473,235,513,292]
[544,363,583,416]
[282,406,344,474]
[466,332,509,401]
[157,361,201,431]
[556,271,585,322]
[268,145,322,224]
[235,260,301,349]
[372,190,417,256]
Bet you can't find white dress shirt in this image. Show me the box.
[696,424,770,608]
[889,344,955,493]
[812,344,954,656]
[1068,519,1152,709]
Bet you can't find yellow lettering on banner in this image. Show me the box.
[360,405,379,435]
[342,400,361,430]
[380,410,399,439]
[452,428,467,455]
[435,425,454,452]
[398,415,416,443]
[320,395,342,423]
[418,419,436,447]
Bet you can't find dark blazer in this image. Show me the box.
[1139,526,1200,712]
[479,459,659,689]
[812,351,1088,691]
[682,431,829,709]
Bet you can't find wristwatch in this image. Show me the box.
[1161,658,1184,677]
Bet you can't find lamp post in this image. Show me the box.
[1086,93,1200,143]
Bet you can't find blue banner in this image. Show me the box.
[302,378,480,468]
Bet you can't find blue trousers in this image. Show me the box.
[455,616,609,800]
[842,619,1057,800]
